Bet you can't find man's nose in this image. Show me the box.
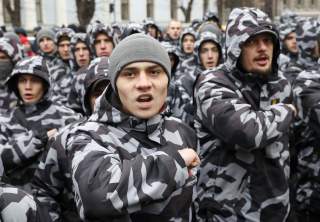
[136,72,152,89]
[25,80,32,88]
[257,40,268,51]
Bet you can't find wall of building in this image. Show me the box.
[1,0,318,31]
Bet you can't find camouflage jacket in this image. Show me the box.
[66,88,197,222]
[296,18,320,71]
[32,57,109,222]
[67,70,86,115]
[194,8,295,222]
[175,52,197,91]
[32,119,86,222]
[0,158,50,222]
[0,80,17,114]
[0,99,81,190]
[170,66,204,128]
[49,57,74,107]
[67,58,109,115]
[170,53,197,126]
[292,70,320,213]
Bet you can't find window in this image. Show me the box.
[147,0,154,18]
[121,0,129,20]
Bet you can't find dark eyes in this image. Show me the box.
[120,71,135,78]
[19,78,41,84]
[75,47,88,52]
[150,69,162,75]
[120,69,162,78]
[244,37,273,46]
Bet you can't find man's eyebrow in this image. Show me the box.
[121,67,137,72]
[147,65,162,70]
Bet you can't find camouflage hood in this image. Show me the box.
[225,7,280,72]
[86,20,114,56]
[54,27,75,44]
[194,31,223,67]
[6,56,50,102]
[0,37,23,64]
[70,32,92,70]
[161,41,180,74]
[278,22,298,57]
[82,57,110,115]
[296,18,320,68]
[179,27,198,54]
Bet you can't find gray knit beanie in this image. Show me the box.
[36,28,55,46]
[109,33,171,92]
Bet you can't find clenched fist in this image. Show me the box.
[178,148,200,168]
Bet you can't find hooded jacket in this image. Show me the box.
[67,57,109,115]
[0,37,22,113]
[194,8,294,221]
[175,30,224,128]
[175,28,197,82]
[143,19,162,41]
[1,56,81,190]
[278,22,298,61]
[296,18,320,71]
[65,84,197,221]
[70,33,92,71]
[32,69,109,222]
[86,21,114,57]
[291,68,320,214]
[49,28,76,107]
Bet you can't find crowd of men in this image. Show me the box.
[0,6,319,222]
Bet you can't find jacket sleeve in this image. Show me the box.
[32,138,64,222]
[293,71,320,136]
[0,126,48,171]
[68,133,189,219]
[0,184,50,222]
[195,76,294,151]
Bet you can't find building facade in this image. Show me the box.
[0,0,217,31]
[0,0,319,31]
[217,0,320,24]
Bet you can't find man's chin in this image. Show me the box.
[251,67,273,76]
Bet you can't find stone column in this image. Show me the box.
[0,0,4,26]
[129,0,147,22]
[56,0,68,26]
[191,0,203,21]
[154,0,170,25]
[20,0,37,30]
[93,0,110,24]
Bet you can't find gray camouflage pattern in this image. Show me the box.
[296,18,320,70]
[86,21,114,57]
[31,61,109,221]
[65,87,197,221]
[1,57,81,190]
[67,57,109,115]
[194,7,294,221]
[292,70,320,214]
[0,155,49,222]
[32,119,85,222]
